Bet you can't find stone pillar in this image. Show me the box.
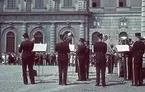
[89,0,92,8]
[79,23,85,38]
[0,24,1,57]
[26,0,31,12]
[0,0,4,12]
[21,0,26,11]
[21,24,26,41]
[141,0,145,37]
[50,23,55,52]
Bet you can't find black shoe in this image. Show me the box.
[102,84,106,87]
[24,82,28,85]
[95,84,99,86]
[59,83,63,85]
[131,84,138,86]
[23,81,28,85]
[31,82,35,84]
[63,83,67,85]
[77,79,81,81]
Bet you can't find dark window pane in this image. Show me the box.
[6,32,15,53]
[119,0,126,7]
[119,2,123,7]
[92,0,100,8]
[92,2,97,8]
[7,0,16,9]
[35,0,44,8]
[34,31,43,43]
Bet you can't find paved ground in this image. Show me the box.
[0,65,145,92]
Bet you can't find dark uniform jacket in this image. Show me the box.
[76,44,86,56]
[19,40,34,59]
[132,41,145,63]
[94,41,107,62]
[55,41,70,61]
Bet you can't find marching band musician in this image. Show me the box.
[126,38,133,80]
[76,38,87,81]
[131,33,145,86]
[19,33,35,84]
[55,34,70,85]
[103,35,113,74]
[85,41,90,80]
[94,34,107,86]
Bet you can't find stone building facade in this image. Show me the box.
[0,0,143,54]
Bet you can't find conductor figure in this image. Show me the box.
[94,34,107,86]
[19,33,35,84]
[55,34,70,85]
[132,33,145,86]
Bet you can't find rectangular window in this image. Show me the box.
[119,0,126,7]
[7,0,16,9]
[92,0,100,8]
[35,0,44,8]
[64,0,72,8]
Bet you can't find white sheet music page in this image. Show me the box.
[116,45,130,52]
[32,44,47,52]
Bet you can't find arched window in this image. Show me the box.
[34,31,43,43]
[35,0,44,8]
[7,0,16,9]
[64,0,72,8]
[92,32,100,45]
[6,32,15,53]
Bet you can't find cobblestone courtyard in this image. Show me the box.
[0,65,145,92]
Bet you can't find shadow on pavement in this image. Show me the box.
[35,80,56,84]
[67,82,91,85]
[106,82,126,86]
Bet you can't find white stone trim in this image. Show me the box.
[127,0,130,7]
[100,0,104,7]
[116,0,119,7]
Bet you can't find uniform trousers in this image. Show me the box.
[96,62,106,86]
[58,58,68,85]
[22,57,35,84]
[85,57,90,79]
[78,55,86,81]
[132,62,143,86]
[107,54,114,73]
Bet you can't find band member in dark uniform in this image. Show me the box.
[19,33,35,84]
[46,53,50,65]
[76,38,87,81]
[94,34,107,86]
[132,33,145,86]
[85,41,90,80]
[127,38,133,80]
[55,34,70,85]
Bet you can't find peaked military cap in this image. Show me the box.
[23,32,29,38]
[135,33,141,37]
[79,38,85,42]
[99,33,103,39]
[60,34,64,40]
